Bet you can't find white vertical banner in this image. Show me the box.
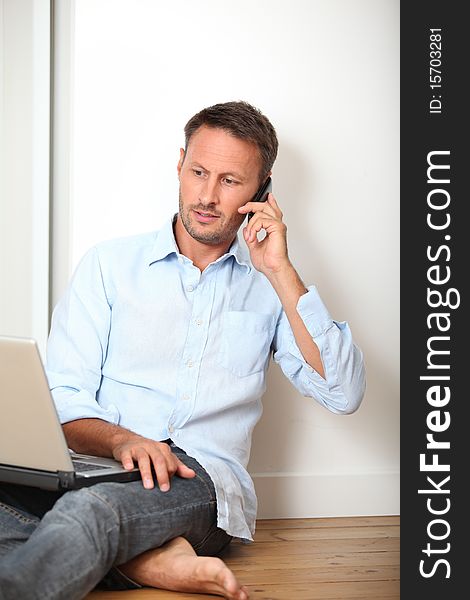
[31,0,51,355]
[51,0,75,309]
[0,0,51,352]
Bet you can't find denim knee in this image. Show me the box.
[45,485,121,556]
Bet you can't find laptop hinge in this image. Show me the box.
[57,470,76,489]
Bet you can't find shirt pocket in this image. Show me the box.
[217,311,275,377]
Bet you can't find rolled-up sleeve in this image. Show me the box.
[46,247,119,425]
[272,285,366,414]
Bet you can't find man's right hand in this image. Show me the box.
[62,419,196,491]
[112,435,196,491]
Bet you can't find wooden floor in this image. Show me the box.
[86,516,399,600]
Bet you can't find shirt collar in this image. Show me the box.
[148,215,252,273]
[148,216,180,265]
[226,235,252,273]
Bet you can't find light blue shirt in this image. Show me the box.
[46,217,365,540]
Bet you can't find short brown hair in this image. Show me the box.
[184,101,278,182]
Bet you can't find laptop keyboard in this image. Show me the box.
[73,460,112,473]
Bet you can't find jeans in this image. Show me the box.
[0,444,232,600]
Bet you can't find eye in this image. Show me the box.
[192,168,204,177]
[223,177,237,186]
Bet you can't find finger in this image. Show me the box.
[266,193,283,218]
[175,458,196,479]
[150,452,172,492]
[245,213,276,243]
[134,449,155,490]
[243,226,258,249]
[238,200,277,218]
[159,444,196,479]
[119,449,135,471]
[244,200,279,231]
[243,219,263,245]
[156,443,180,477]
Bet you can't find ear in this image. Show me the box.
[177,148,185,177]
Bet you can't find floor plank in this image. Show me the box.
[253,525,400,542]
[225,537,399,557]
[254,516,399,530]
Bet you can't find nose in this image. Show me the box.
[199,176,219,206]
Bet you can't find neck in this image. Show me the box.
[173,216,234,272]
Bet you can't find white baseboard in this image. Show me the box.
[251,471,400,519]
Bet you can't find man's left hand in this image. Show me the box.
[238,193,290,276]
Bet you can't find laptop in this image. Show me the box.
[0,335,141,491]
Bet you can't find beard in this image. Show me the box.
[178,190,245,246]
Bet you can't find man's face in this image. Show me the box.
[177,125,262,246]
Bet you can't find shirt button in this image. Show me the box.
[187,360,193,368]
[168,424,174,433]
[195,319,202,326]
[181,394,190,401]
[187,285,194,292]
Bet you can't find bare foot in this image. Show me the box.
[119,536,249,599]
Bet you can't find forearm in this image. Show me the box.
[63,418,139,457]
[265,262,326,378]
[63,418,195,490]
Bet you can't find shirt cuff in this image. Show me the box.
[287,286,338,384]
[52,388,121,425]
[296,285,334,337]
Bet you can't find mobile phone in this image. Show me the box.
[247,177,272,221]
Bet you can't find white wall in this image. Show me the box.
[0,0,50,355]
[55,0,400,517]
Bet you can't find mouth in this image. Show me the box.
[193,209,220,224]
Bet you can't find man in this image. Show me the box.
[0,101,365,599]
